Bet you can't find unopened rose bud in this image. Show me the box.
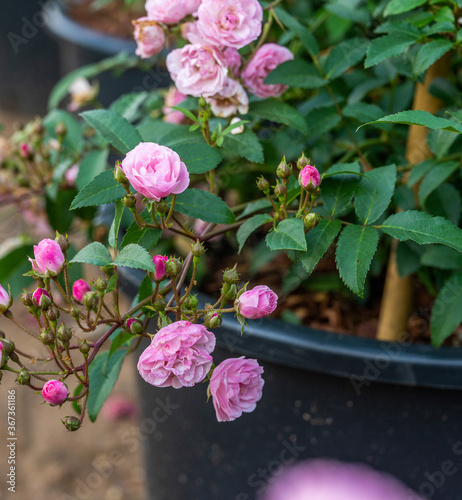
[304,213,320,230]
[223,284,238,302]
[223,266,239,285]
[0,284,11,315]
[123,194,137,209]
[57,324,72,342]
[155,200,169,215]
[0,345,7,369]
[0,338,14,356]
[191,240,205,258]
[276,157,291,179]
[299,165,321,191]
[184,294,199,311]
[204,311,222,329]
[274,183,287,198]
[257,176,270,194]
[83,291,98,310]
[114,163,128,186]
[21,290,33,307]
[235,285,278,319]
[199,96,207,108]
[29,238,65,277]
[46,306,60,323]
[165,257,182,279]
[55,232,70,253]
[40,329,55,346]
[94,276,107,295]
[32,288,52,310]
[72,279,91,303]
[62,416,81,432]
[79,339,90,357]
[43,379,68,405]
[296,152,310,170]
[230,116,244,135]
[153,296,167,312]
[55,122,67,137]
[126,318,143,335]
[16,368,31,385]
[70,306,81,319]
[153,255,168,281]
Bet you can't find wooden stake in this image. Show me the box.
[376,52,452,342]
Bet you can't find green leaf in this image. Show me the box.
[108,201,125,249]
[173,189,235,224]
[336,225,380,297]
[381,210,462,252]
[324,39,368,80]
[87,349,127,422]
[431,273,462,347]
[301,219,342,274]
[360,110,462,134]
[273,7,319,55]
[365,33,420,68]
[172,143,222,174]
[113,244,156,272]
[237,214,272,253]
[407,159,436,187]
[321,162,361,217]
[421,246,462,270]
[110,92,148,122]
[355,165,396,224]
[46,189,76,234]
[413,39,453,78]
[237,199,272,220]
[249,100,309,135]
[0,244,34,297]
[425,183,461,225]
[265,60,326,89]
[306,107,341,137]
[121,223,162,251]
[396,241,423,277]
[266,218,307,252]
[76,148,109,190]
[71,170,125,209]
[222,128,264,163]
[80,109,142,154]
[325,2,370,24]
[385,0,426,15]
[70,242,112,266]
[419,161,459,206]
[343,103,384,123]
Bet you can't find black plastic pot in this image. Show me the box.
[43,0,170,106]
[120,270,462,500]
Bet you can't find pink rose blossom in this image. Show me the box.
[145,0,202,23]
[72,279,91,303]
[210,357,264,422]
[137,320,216,388]
[242,43,294,98]
[206,77,249,118]
[166,44,228,97]
[163,86,187,124]
[32,288,51,308]
[262,460,424,500]
[223,47,241,77]
[65,164,79,187]
[42,380,68,405]
[181,21,207,45]
[29,238,65,277]
[235,285,278,319]
[0,284,10,314]
[133,17,165,59]
[153,255,169,281]
[121,142,190,201]
[197,0,263,49]
[299,165,321,189]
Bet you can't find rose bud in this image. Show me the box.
[165,257,182,279]
[137,321,216,388]
[32,288,52,310]
[16,368,31,385]
[21,290,34,307]
[83,291,98,311]
[121,143,189,201]
[94,276,107,293]
[1,338,14,356]
[55,231,70,253]
[126,318,143,335]
[235,285,278,320]
[153,296,167,312]
[204,311,222,329]
[46,306,60,324]
[299,165,321,191]
[72,279,91,303]
[153,255,168,281]
[274,183,287,198]
[29,238,65,277]
[56,324,72,343]
[296,152,310,169]
[39,329,55,346]
[0,284,11,314]
[304,213,320,230]
[68,77,98,112]
[62,416,81,432]
[256,176,270,194]
[183,294,199,311]
[223,266,239,285]
[276,157,292,179]
[133,17,165,59]
[114,162,128,186]
[209,357,264,422]
[79,339,90,357]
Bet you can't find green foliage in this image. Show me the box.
[221,128,264,163]
[321,162,361,217]
[237,214,272,253]
[71,170,125,209]
[249,100,309,135]
[431,273,462,347]
[266,218,307,252]
[173,189,235,224]
[113,244,156,272]
[172,143,222,174]
[301,219,342,274]
[70,242,112,267]
[76,148,109,190]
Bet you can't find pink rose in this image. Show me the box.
[242,43,294,98]
[206,77,248,118]
[153,255,168,281]
[42,380,68,405]
[133,17,165,59]
[163,86,187,124]
[166,44,228,97]
[29,238,65,277]
[262,460,424,500]
[197,0,263,49]
[72,279,91,303]
[299,165,321,189]
[181,21,207,45]
[137,320,216,388]
[235,285,278,319]
[121,142,190,201]
[210,357,264,422]
[32,288,51,309]
[145,0,202,23]
[0,284,10,314]
[223,47,241,77]
[65,164,79,187]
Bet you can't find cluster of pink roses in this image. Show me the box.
[137,283,277,421]
[133,0,293,120]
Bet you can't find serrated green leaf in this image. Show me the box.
[108,201,125,249]
[266,218,307,252]
[343,103,384,123]
[71,170,125,209]
[385,0,426,15]
[110,92,148,122]
[237,199,272,220]
[173,189,235,224]
[265,60,326,89]
[273,7,319,55]
[419,161,459,206]
[412,39,453,78]
[237,214,272,253]
[336,225,380,297]
[113,244,156,272]
[365,33,420,68]
[301,219,342,274]
[71,242,112,266]
[355,164,396,224]
[324,39,368,80]
[421,245,462,270]
[121,223,162,250]
[249,100,309,135]
[76,148,109,190]
[172,143,222,174]
[222,128,264,163]
[321,162,361,217]
[431,272,462,347]
[87,349,127,422]
[81,109,142,154]
[381,210,462,252]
